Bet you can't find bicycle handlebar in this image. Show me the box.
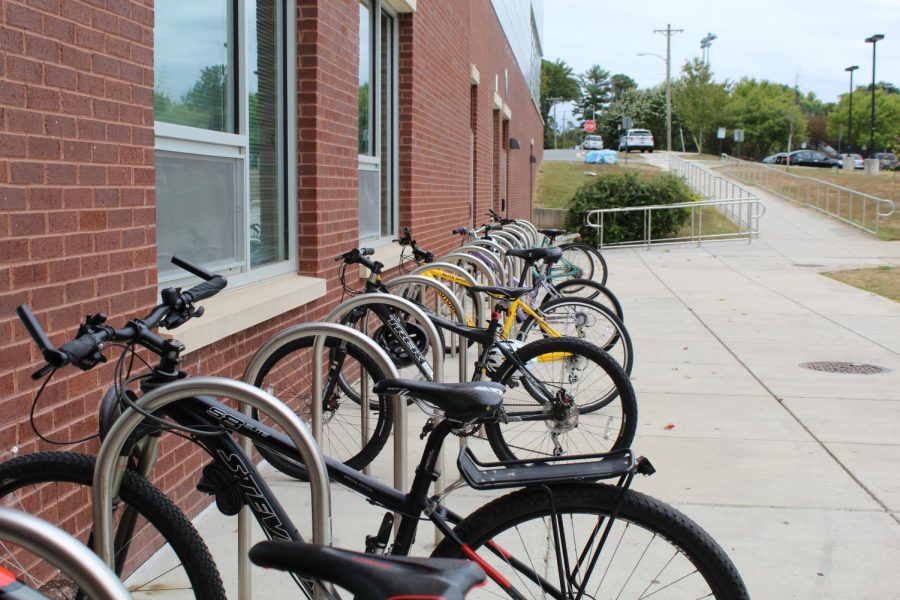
[16,256,227,379]
[336,247,382,274]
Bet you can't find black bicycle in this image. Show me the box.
[9,263,748,599]
[250,247,637,470]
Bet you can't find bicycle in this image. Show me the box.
[251,247,636,467]
[12,303,748,598]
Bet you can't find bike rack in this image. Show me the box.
[92,377,332,600]
[409,261,488,330]
[325,294,444,499]
[450,246,508,285]
[462,240,515,285]
[0,507,132,600]
[436,252,499,287]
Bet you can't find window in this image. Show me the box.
[358,0,397,244]
[154,0,295,285]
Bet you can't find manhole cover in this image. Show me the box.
[799,361,890,375]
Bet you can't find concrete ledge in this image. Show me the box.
[502,103,512,121]
[491,91,503,110]
[383,0,415,12]
[161,273,327,354]
[470,64,480,85]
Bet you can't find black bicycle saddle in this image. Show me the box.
[373,379,505,422]
[506,246,563,265]
[468,284,532,301]
[249,541,486,600]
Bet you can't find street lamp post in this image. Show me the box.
[845,65,858,153]
[864,34,884,159]
[700,33,717,66]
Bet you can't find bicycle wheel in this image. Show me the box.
[485,337,637,461]
[518,297,633,376]
[559,243,608,287]
[551,278,624,321]
[0,452,225,600]
[251,336,393,474]
[432,483,749,599]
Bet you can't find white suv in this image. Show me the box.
[581,135,604,150]
[618,129,654,153]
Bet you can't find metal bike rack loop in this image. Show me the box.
[92,377,332,595]
[325,294,444,498]
[0,507,132,600]
[437,252,499,287]
[409,261,488,330]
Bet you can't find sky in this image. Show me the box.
[542,0,900,103]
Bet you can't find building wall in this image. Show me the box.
[0,0,542,551]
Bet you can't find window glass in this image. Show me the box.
[359,168,379,239]
[156,152,243,278]
[379,10,394,238]
[248,0,284,267]
[358,1,373,155]
[154,0,234,132]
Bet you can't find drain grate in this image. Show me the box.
[799,361,890,375]
[793,263,825,268]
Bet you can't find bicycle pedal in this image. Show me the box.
[636,456,656,477]
[196,462,244,516]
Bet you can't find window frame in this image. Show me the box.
[153,0,297,290]
[357,0,399,246]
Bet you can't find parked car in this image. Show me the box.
[837,153,864,169]
[762,153,786,164]
[618,129,654,153]
[781,150,840,168]
[875,152,897,170]
[581,135,604,150]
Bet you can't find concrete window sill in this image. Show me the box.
[161,273,327,354]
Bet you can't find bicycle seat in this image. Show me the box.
[468,285,532,301]
[506,247,563,265]
[373,379,505,422]
[539,228,567,239]
[249,541,485,600]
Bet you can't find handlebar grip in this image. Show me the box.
[452,227,467,235]
[183,275,227,303]
[170,255,217,281]
[16,305,54,356]
[360,247,375,256]
[58,335,99,365]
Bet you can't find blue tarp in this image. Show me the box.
[584,150,617,165]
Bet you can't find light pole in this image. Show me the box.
[844,65,858,153]
[700,33,717,66]
[865,34,884,158]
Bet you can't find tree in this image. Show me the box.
[540,59,580,147]
[828,86,900,152]
[183,64,228,131]
[597,86,671,149]
[723,78,806,158]
[610,74,638,101]
[574,65,611,122]
[671,59,727,154]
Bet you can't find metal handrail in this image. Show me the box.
[718,154,895,235]
[0,507,132,600]
[93,377,332,567]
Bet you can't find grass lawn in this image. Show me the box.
[535,160,660,209]
[822,266,899,302]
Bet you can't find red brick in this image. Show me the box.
[94,187,118,206]
[44,114,76,137]
[48,210,77,233]
[91,53,119,77]
[61,92,91,116]
[60,1,91,25]
[24,34,59,62]
[104,34,130,59]
[6,55,42,83]
[91,98,119,120]
[75,117,105,139]
[31,284,67,310]
[46,163,76,184]
[65,279,94,302]
[62,187,92,208]
[0,81,26,106]
[76,71,104,95]
[6,4,43,33]
[62,140,91,161]
[74,25,103,51]
[26,86,60,111]
[104,78,130,101]
[10,162,44,184]
[7,108,43,133]
[0,238,28,262]
[63,233,92,255]
[0,186,27,210]
[130,42,151,65]
[29,236,64,260]
[60,44,91,70]
[0,27,25,52]
[77,164,105,185]
[0,133,27,158]
[44,64,77,90]
[27,136,61,159]
[29,188,62,210]
[106,165,129,185]
[91,9,118,35]
[10,213,47,237]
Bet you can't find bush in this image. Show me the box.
[565,171,695,244]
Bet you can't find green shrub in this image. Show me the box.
[565,171,695,244]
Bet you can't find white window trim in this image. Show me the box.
[154,0,299,291]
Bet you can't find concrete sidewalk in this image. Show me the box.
[132,157,900,598]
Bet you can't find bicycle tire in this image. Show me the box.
[432,483,750,599]
[559,243,608,287]
[518,297,633,376]
[550,278,624,321]
[0,451,226,600]
[485,337,637,461]
[251,336,393,475]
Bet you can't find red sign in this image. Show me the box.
[584,120,596,133]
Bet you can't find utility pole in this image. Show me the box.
[654,24,683,154]
[865,34,884,159]
[845,66,858,153]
